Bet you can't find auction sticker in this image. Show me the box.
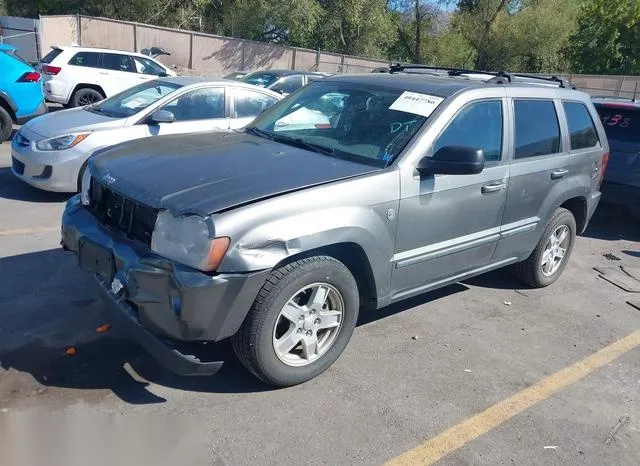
[389,92,444,117]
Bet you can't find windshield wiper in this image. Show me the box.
[246,126,275,140]
[86,107,122,118]
[277,137,337,157]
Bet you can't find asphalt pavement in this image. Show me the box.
[1,140,640,466]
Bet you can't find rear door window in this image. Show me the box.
[41,48,63,64]
[68,51,100,68]
[514,99,561,159]
[594,105,640,143]
[101,53,135,73]
[563,101,600,150]
[233,90,278,118]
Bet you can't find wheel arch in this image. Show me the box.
[71,83,106,100]
[273,242,379,311]
[559,196,587,234]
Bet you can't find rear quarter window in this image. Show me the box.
[563,101,600,150]
[594,104,640,143]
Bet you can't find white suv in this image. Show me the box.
[39,46,176,107]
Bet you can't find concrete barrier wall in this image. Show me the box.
[80,17,135,52]
[38,15,640,96]
[39,15,78,54]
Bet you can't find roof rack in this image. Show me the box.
[383,63,576,89]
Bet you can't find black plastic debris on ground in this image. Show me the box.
[603,253,622,261]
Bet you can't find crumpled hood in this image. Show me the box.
[90,131,378,216]
[23,107,126,138]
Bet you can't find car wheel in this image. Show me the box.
[71,88,104,107]
[515,207,576,288]
[0,105,12,142]
[232,256,359,387]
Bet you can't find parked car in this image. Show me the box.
[12,76,282,192]
[0,44,47,141]
[238,70,330,95]
[38,45,177,108]
[592,96,639,216]
[61,67,607,387]
[223,71,250,80]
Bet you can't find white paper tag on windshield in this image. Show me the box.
[389,92,444,117]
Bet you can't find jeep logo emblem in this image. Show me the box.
[103,173,116,185]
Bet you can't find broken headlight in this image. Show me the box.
[151,210,229,272]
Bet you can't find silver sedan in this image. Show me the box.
[11,76,282,192]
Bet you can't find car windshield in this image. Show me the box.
[249,81,439,167]
[595,104,640,144]
[87,80,181,118]
[240,71,281,88]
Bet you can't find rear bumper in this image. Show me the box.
[601,181,640,215]
[15,100,48,125]
[61,196,270,375]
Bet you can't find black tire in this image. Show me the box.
[232,256,359,387]
[71,88,104,107]
[0,105,13,142]
[515,207,576,288]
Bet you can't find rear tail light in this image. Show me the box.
[17,71,41,83]
[42,65,61,75]
[600,151,609,185]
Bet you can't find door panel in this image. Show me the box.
[146,86,229,136]
[493,98,578,263]
[392,99,508,296]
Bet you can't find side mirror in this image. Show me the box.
[149,109,175,124]
[417,146,485,176]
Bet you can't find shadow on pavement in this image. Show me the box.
[0,167,71,203]
[582,203,640,242]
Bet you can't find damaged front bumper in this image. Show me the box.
[61,195,269,376]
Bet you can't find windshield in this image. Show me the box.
[249,81,438,167]
[595,104,640,144]
[87,80,181,118]
[240,71,281,88]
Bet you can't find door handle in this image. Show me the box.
[551,169,569,180]
[98,72,110,75]
[481,182,506,194]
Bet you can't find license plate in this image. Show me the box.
[78,237,115,282]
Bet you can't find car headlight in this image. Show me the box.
[80,167,92,206]
[151,210,230,272]
[36,132,91,151]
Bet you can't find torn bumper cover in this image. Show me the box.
[61,195,269,376]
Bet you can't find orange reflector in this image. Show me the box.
[204,237,230,271]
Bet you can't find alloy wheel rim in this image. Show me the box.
[79,94,100,105]
[272,283,344,367]
[541,224,570,277]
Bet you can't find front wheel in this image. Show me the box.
[232,256,359,387]
[515,207,576,288]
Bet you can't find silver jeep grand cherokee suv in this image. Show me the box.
[61,66,608,387]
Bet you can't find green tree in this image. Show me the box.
[568,0,640,75]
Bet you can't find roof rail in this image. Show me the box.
[384,63,576,89]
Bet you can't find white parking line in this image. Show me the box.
[0,226,59,236]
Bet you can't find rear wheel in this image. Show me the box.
[0,105,13,142]
[515,207,576,288]
[71,88,104,107]
[232,256,359,387]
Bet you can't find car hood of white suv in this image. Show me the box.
[22,106,127,139]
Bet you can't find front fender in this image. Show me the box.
[218,204,397,302]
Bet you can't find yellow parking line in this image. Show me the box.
[386,329,640,466]
[0,226,59,236]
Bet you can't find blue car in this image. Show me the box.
[0,44,47,141]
